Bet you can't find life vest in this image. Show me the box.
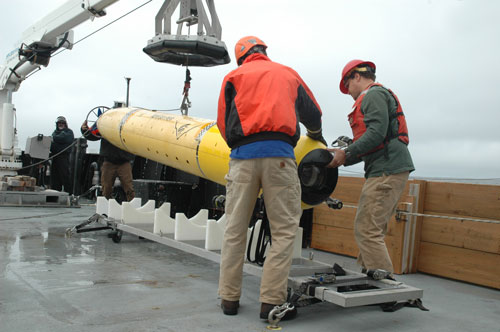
[348,83,409,156]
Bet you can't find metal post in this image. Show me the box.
[125,77,131,107]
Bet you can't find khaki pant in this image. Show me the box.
[101,161,135,202]
[354,172,409,273]
[218,158,301,305]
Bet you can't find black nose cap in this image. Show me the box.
[298,149,338,206]
[301,165,325,187]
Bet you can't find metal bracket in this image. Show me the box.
[396,202,413,222]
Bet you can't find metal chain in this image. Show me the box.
[267,303,295,328]
[341,204,500,225]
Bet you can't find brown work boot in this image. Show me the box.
[221,299,239,315]
[260,303,297,321]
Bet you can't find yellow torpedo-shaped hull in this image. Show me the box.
[97,107,327,208]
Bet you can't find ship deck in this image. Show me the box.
[1,205,498,332]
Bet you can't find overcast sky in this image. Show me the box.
[1,0,499,181]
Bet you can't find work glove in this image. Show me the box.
[306,130,328,146]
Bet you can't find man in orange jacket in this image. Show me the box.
[217,36,325,321]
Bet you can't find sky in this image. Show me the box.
[1,0,499,181]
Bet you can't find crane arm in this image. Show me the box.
[0,0,119,92]
[0,0,230,176]
[0,0,120,174]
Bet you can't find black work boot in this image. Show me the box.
[260,303,297,321]
[221,299,239,315]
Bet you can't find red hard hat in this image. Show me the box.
[339,60,376,94]
[234,36,267,65]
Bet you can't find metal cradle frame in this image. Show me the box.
[70,214,424,312]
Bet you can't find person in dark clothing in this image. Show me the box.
[50,116,74,193]
[81,120,135,201]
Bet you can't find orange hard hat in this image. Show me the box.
[234,36,267,65]
[339,59,376,94]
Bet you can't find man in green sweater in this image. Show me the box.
[327,60,414,275]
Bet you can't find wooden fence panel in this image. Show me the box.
[313,203,356,229]
[418,242,500,289]
[417,181,500,288]
[312,176,500,288]
[421,215,500,254]
[311,224,358,257]
[329,176,365,203]
[424,182,500,220]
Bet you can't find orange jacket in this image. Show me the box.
[348,83,409,155]
[217,53,322,148]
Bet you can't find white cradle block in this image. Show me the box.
[107,199,122,220]
[205,214,227,250]
[122,200,155,225]
[174,209,209,241]
[129,197,142,209]
[137,199,155,212]
[96,196,108,216]
[190,209,209,226]
[153,202,175,234]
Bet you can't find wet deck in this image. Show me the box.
[1,205,498,332]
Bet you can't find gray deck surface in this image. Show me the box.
[1,205,499,332]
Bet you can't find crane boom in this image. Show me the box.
[0,0,119,92]
[0,0,229,176]
[0,0,120,174]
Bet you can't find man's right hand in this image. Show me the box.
[326,148,346,168]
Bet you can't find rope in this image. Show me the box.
[340,204,500,225]
[15,139,79,171]
[151,108,182,112]
[338,169,364,175]
[338,170,500,181]
[398,211,500,225]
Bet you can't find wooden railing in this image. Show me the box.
[311,176,500,289]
